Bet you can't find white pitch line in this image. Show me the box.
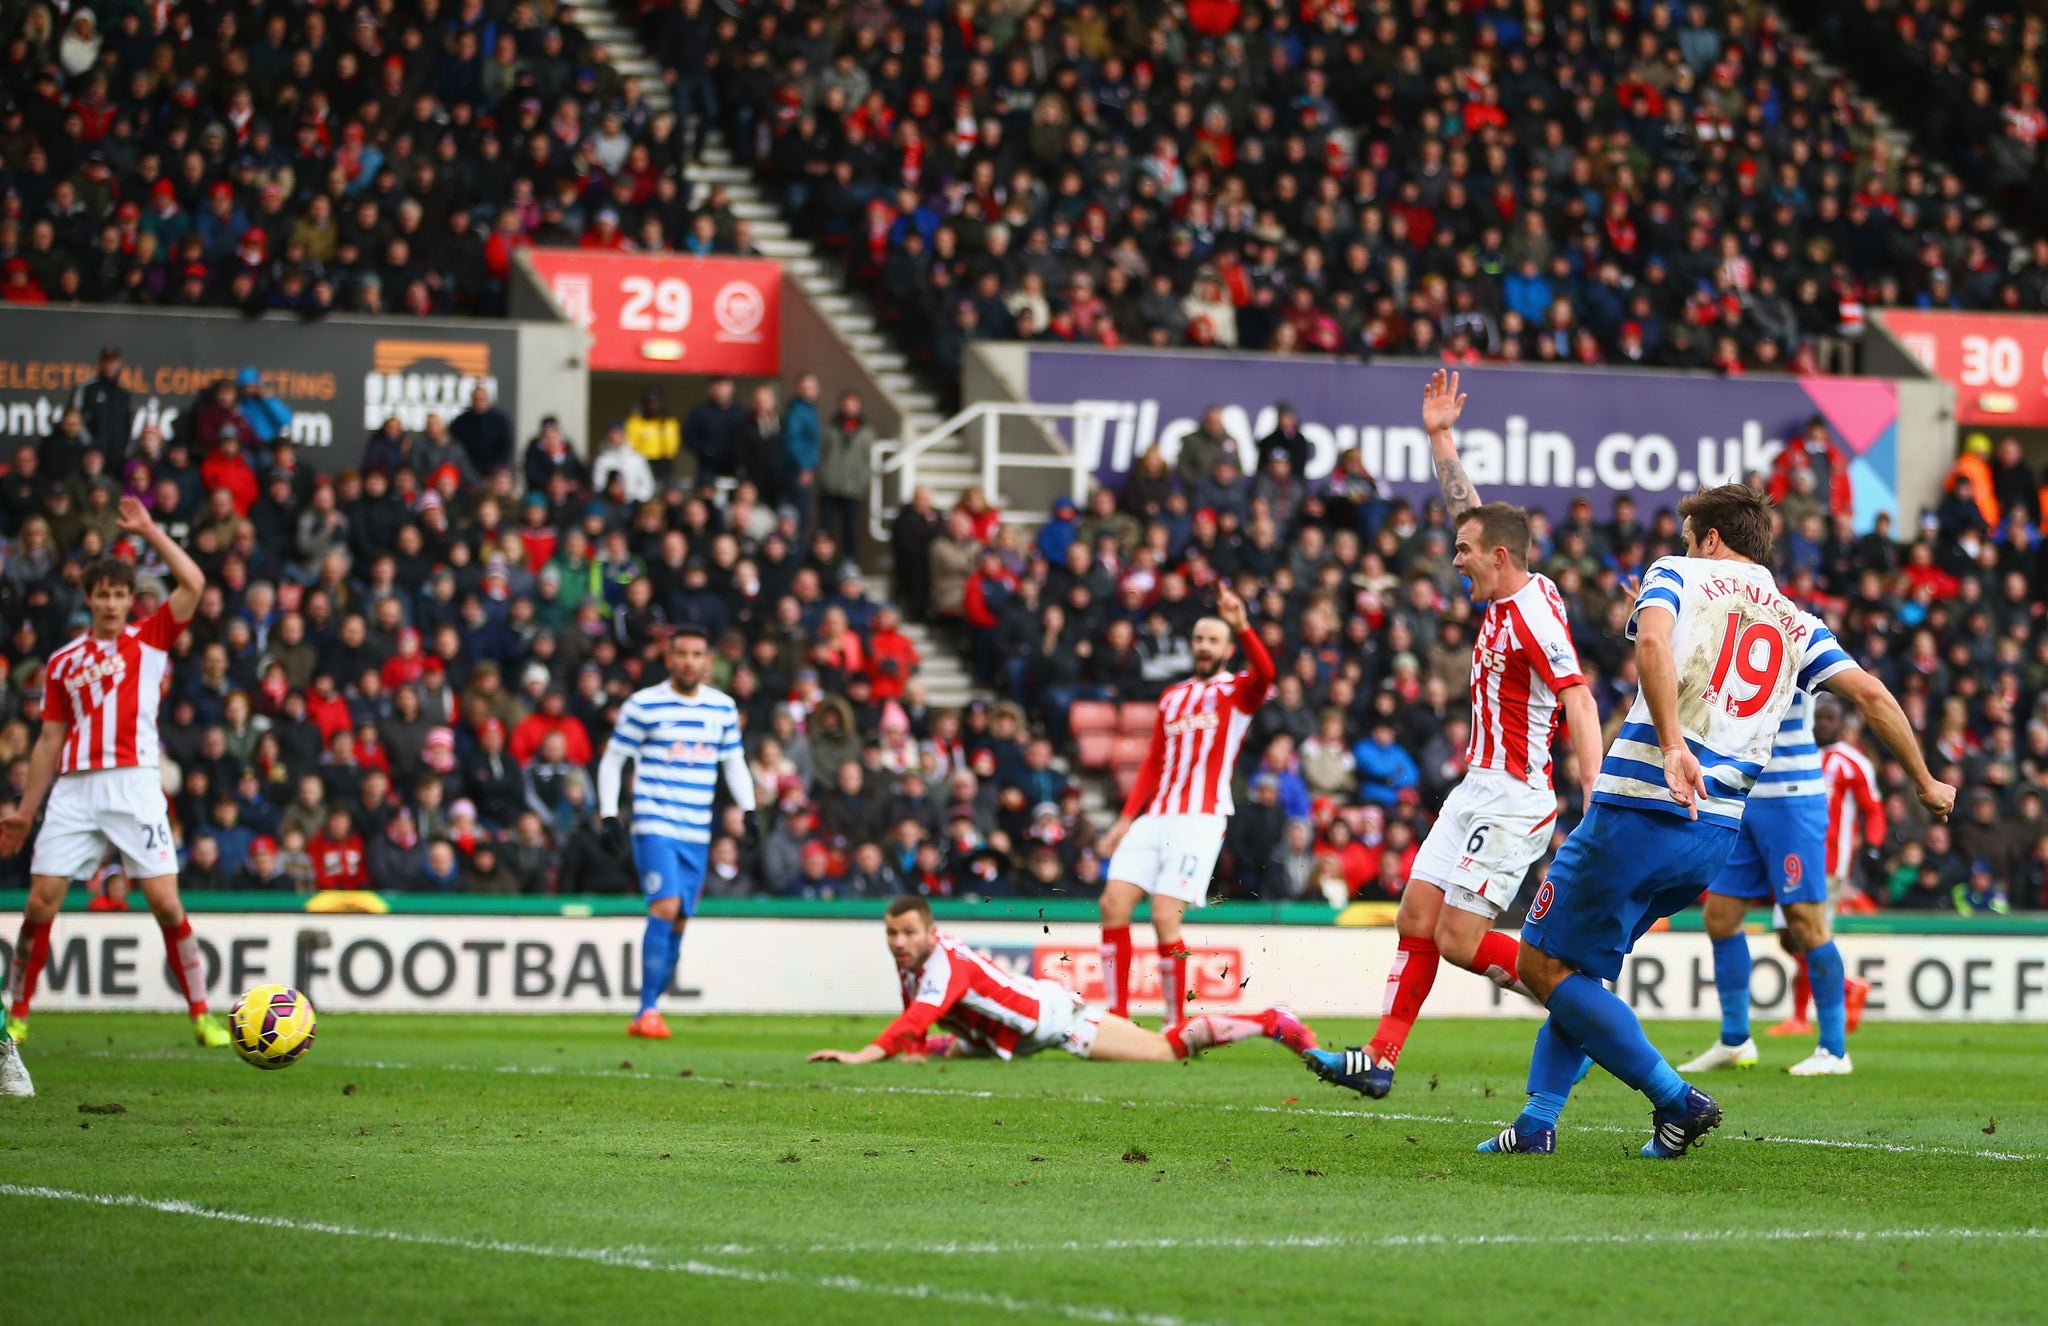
[0,1184,1221,1326]
[693,1226,2048,1258]
[78,1049,2046,1163]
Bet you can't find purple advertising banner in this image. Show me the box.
[1024,347,1902,528]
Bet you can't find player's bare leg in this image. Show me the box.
[1679,892,1761,1072]
[1097,877,1145,1019]
[1147,893,1192,1033]
[631,895,682,1038]
[1087,1007,1317,1063]
[135,872,229,1047]
[6,873,72,1041]
[1779,901,1854,1075]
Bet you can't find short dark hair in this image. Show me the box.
[885,895,933,922]
[1678,484,1773,563]
[1456,502,1531,566]
[669,624,710,646]
[81,556,135,595]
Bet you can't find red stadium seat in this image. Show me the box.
[1076,730,1115,769]
[1070,701,1118,735]
[1117,703,1155,735]
[1114,766,1139,798]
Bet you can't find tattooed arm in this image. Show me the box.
[1423,368,1478,518]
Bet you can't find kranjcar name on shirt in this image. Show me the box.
[1693,575,1813,646]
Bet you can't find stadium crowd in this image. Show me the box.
[645,0,2048,381]
[0,0,758,318]
[9,0,2048,373]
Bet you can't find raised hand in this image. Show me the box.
[1215,583,1249,632]
[115,496,158,537]
[1422,369,1466,434]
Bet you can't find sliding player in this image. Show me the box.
[599,625,757,1039]
[1,499,229,1048]
[1308,370,1603,1099]
[1678,692,1873,1076]
[1480,484,1953,1157]
[1095,583,1272,1034]
[808,896,1317,1065]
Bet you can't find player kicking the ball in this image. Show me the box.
[1308,371,1603,1100]
[1,499,229,1049]
[598,625,757,1039]
[1479,485,1952,1158]
[1095,582,1272,1034]
[806,896,1317,1065]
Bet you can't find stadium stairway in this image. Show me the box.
[575,2,982,516]
[892,621,985,712]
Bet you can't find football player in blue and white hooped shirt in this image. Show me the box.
[1480,484,1954,1160]
[598,626,757,1040]
[1677,688,1870,1078]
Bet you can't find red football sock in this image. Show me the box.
[1367,935,1439,1065]
[162,918,208,1017]
[1791,952,1811,1022]
[1158,942,1191,1032]
[8,918,51,1019]
[1468,931,1521,988]
[1099,925,1133,1018]
[1167,1010,1275,1060]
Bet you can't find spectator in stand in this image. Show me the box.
[817,391,875,556]
[684,378,745,485]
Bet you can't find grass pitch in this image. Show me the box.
[3,1013,2044,1325]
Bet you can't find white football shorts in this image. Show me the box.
[1106,812,1226,906]
[1411,771,1560,918]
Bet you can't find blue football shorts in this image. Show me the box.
[1706,797,1828,907]
[1520,801,1740,982]
[632,833,711,916]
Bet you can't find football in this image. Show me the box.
[226,985,317,1070]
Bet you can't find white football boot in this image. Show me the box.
[0,1038,34,1097]
[1679,1037,1759,1072]
[1786,1047,1853,1076]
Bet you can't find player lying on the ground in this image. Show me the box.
[1678,693,1875,1078]
[1096,583,1272,1035]
[806,896,1318,1065]
[1308,370,1604,1101]
[2,499,230,1049]
[1479,485,1954,1159]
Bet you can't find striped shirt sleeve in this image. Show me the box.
[1796,616,1857,691]
[609,696,646,756]
[1627,558,1686,638]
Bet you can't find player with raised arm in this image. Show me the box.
[1678,692,1876,1077]
[807,896,1317,1066]
[2,498,230,1052]
[1095,583,1273,1033]
[598,625,757,1039]
[1307,371,1604,1100]
[1477,484,1954,1157]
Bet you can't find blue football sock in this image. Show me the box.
[1544,973,1690,1111]
[1516,1020,1589,1131]
[1807,940,1848,1057]
[1711,932,1752,1045]
[659,924,686,999]
[639,917,672,1015]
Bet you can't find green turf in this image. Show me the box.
[3,1013,2043,1325]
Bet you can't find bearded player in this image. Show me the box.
[1308,370,1603,1100]
[1095,582,1272,1034]
[1478,484,1952,1157]
[2,498,229,1049]
[807,896,1317,1066]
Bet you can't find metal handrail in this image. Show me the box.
[868,402,1086,539]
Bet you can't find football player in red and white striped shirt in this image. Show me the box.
[1768,697,1884,1036]
[1093,583,1273,1034]
[1309,371,1606,1100]
[806,896,1316,1065]
[2,498,231,1048]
